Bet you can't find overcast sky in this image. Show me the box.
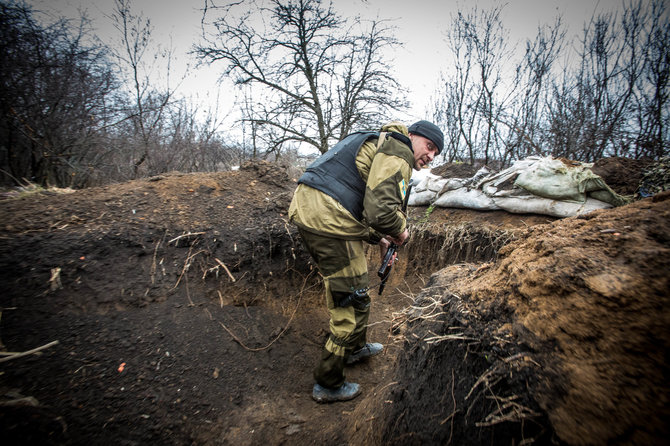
[28,0,627,123]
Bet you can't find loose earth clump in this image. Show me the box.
[0,158,668,445]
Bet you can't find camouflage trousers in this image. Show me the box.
[298,229,371,389]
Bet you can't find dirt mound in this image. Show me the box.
[0,161,326,445]
[591,157,655,196]
[431,162,482,178]
[0,161,301,309]
[349,192,670,445]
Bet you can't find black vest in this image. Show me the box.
[298,132,379,221]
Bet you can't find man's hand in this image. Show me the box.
[387,229,409,246]
[379,228,408,263]
[379,237,395,263]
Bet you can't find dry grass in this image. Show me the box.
[0,182,75,201]
[408,222,516,268]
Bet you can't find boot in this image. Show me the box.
[312,382,361,403]
[346,342,383,365]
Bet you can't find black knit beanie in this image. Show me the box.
[408,120,444,154]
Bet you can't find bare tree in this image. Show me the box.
[433,5,513,165]
[110,0,178,177]
[634,0,669,159]
[0,1,117,187]
[503,17,565,162]
[434,0,667,165]
[547,2,649,161]
[195,0,406,155]
[431,77,462,163]
[158,97,236,172]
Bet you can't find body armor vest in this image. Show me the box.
[298,131,379,221]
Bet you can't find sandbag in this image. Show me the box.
[492,195,612,218]
[433,188,499,210]
[409,156,626,218]
[514,157,628,206]
[409,171,448,206]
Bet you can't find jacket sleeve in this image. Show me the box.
[362,136,413,237]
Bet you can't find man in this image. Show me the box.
[288,120,443,403]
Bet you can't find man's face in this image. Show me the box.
[410,134,439,171]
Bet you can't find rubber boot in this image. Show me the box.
[312,382,361,403]
[346,342,383,365]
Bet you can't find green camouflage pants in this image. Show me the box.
[298,229,370,389]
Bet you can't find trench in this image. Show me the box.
[0,205,534,445]
[215,213,520,312]
[340,213,558,446]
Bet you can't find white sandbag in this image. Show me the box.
[514,157,629,206]
[408,156,622,218]
[409,170,447,205]
[409,189,437,206]
[411,171,446,193]
[441,178,467,192]
[440,166,493,193]
[433,188,500,210]
[492,195,612,218]
[479,158,540,196]
[410,168,435,185]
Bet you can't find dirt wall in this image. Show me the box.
[348,193,670,445]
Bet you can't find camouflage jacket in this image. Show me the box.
[288,122,414,243]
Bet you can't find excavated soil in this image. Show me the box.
[0,158,668,445]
